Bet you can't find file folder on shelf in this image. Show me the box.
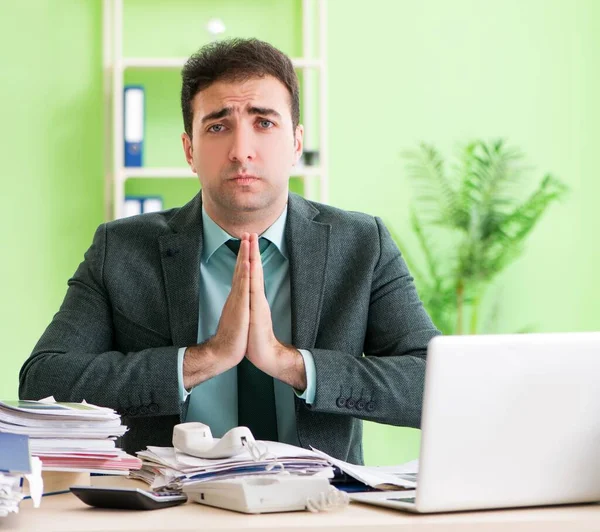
[124,197,142,218]
[124,85,144,167]
[142,197,163,213]
[123,196,163,217]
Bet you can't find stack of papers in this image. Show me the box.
[0,398,141,475]
[133,442,334,490]
[0,474,23,517]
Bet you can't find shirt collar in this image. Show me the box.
[201,205,288,262]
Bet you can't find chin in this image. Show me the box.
[224,195,271,213]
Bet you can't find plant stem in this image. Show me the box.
[456,280,464,335]
[469,290,481,334]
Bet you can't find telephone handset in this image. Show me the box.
[172,422,255,459]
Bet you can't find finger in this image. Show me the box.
[238,241,250,306]
[234,234,250,298]
[231,232,249,290]
[249,233,265,300]
[249,233,258,265]
[231,238,242,285]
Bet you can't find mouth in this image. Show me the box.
[229,175,260,186]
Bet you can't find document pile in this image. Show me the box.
[132,441,334,490]
[0,398,141,475]
[0,474,22,518]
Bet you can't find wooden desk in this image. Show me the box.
[3,479,600,531]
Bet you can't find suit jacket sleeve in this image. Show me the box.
[18,224,182,418]
[307,217,440,428]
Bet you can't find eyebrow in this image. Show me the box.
[201,106,282,124]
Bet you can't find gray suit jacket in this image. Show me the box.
[19,193,440,464]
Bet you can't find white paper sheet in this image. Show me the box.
[311,448,417,490]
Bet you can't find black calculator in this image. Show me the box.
[70,485,188,510]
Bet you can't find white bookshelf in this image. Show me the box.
[103,0,328,220]
[123,166,324,179]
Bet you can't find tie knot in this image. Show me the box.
[225,237,270,256]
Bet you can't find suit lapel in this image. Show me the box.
[159,194,203,347]
[286,194,331,349]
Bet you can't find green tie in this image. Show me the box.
[224,237,278,442]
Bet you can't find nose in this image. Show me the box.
[228,125,256,164]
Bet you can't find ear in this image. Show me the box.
[293,124,304,165]
[181,132,196,173]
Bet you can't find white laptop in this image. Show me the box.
[351,332,600,513]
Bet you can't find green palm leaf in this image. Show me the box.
[399,139,567,334]
[402,144,462,227]
[482,174,568,276]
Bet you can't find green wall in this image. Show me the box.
[1,2,105,395]
[2,0,599,465]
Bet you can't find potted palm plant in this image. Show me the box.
[395,139,567,335]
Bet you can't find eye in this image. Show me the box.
[208,124,225,133]
[258,120,274,129]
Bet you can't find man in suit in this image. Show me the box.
[19,38,440,464]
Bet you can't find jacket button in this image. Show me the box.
[346,399,356,409]
[366,401,375,412]
[128,407,139,416]
[139,406,149,415]
[149,403,159,413]
[356,400,366,410]
[336,397,346,408]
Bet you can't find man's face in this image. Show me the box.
[182,75,303,218]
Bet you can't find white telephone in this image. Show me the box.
[172,422,255,459]
[183,474,347,514]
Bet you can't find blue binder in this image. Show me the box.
[0,432,31,474]
[124,85,145,167]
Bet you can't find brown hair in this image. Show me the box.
[181,38,300,137]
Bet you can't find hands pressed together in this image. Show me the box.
[183,233,307,392]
